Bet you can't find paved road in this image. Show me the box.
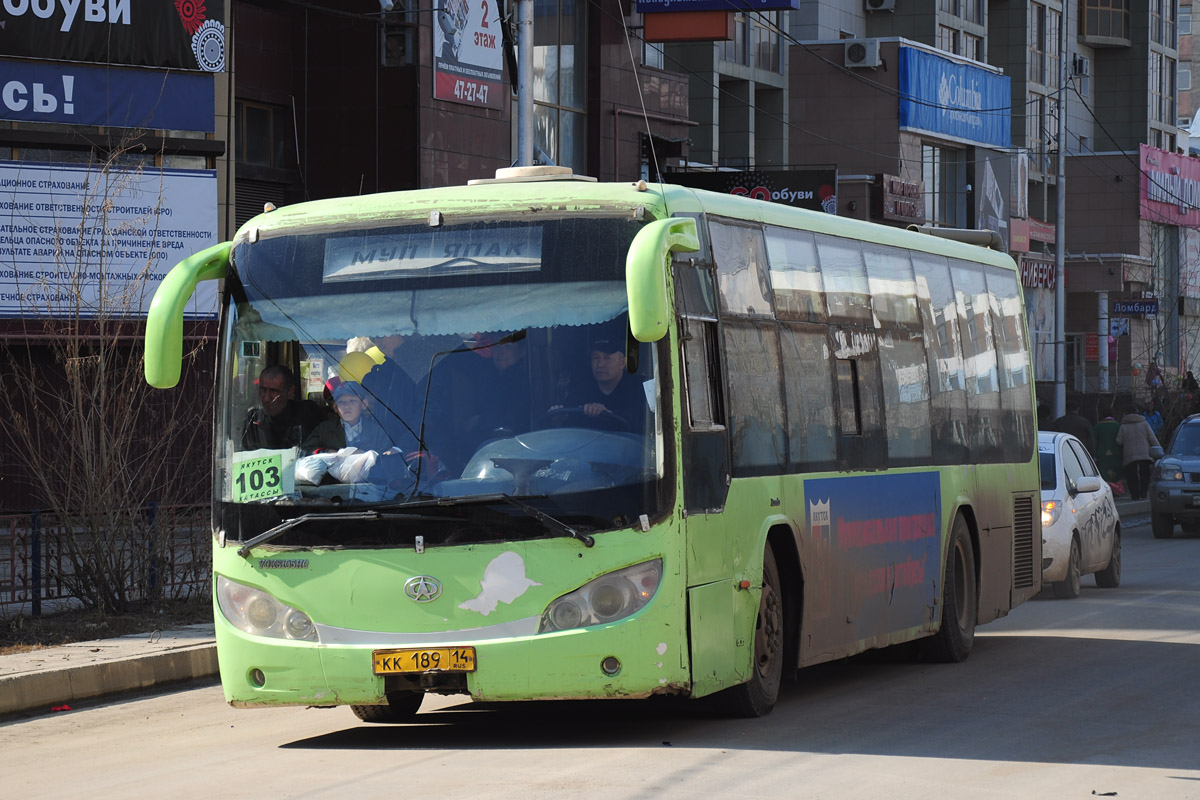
[2,516,1198,800]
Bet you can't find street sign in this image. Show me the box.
[1111,298,1159,316]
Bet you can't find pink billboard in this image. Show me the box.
[1140,144,1200,227]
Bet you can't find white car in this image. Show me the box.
[1038,431,1122,599]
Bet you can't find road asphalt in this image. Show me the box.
[0,498,1153,719]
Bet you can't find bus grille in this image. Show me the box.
[1012,495,1036,589]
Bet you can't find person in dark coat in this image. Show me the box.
[241,365,329,450]
[1116,405,1161,500]
[1053,400,1095,455]
[557,334,650,434]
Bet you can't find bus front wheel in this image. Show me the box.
[920,515,977,663]
[350,691,425,723]
[719,544,784,717]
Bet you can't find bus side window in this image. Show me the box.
[912,252,969,465]
[677,262,730,513]
[681,316,730,513]
[722,320,786,477]
[780,323,837,473]
[836,359,861,434]
[830,327,886,470]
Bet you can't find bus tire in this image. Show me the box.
[719,544,784,718]
[920,515,976,663]
[350,691,424,723]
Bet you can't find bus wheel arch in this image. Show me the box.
[920,510,978,663]
[766,524,802,672]
[718,535,788,717]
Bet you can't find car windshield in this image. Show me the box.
[214,214,669,547]
[1039,451,1056,489]
[1169,424,1200,456]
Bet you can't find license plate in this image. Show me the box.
[373,646,476,675]
[1190,495,1200,507]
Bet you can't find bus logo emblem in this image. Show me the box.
[405,576,442,602]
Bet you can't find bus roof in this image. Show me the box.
[235,177,1017,272]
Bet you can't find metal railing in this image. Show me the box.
[0,505,211,616]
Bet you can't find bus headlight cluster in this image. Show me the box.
[216,575,318,642]
[539,559,662,633]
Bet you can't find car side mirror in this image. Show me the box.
[1074,476,1103,494]
[1150,445,1164,460]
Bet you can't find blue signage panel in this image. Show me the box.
[636,0,799,12]
[1111,298,1159,316]
[0,60,214,132]
[803,472,942,638]
[897,46,1010,149]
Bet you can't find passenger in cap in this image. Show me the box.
[303,380,396,455]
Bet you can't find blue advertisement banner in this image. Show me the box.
[804,472,942,637]
[0,60,214,132]
[636,0,799,12]
[897,46,1010,149]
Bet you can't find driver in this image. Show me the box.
[559,335,649,434]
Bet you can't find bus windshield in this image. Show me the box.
[216,213,668,547]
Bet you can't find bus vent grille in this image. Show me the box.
[1012,495,1035,589]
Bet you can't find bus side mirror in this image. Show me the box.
[625,217,699,343]
[145,241,232,389]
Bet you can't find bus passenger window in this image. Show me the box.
[836,359,861,435]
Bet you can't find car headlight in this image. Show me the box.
[1157,464,1184,482]
[216,575,318,642]
[539,559,662,633]
[1041,500,1062,528]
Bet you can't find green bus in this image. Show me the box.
[146,166,1041,720]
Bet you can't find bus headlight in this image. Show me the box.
[217,575,319,642]
[538,559,662,633]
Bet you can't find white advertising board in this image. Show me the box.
[0,161,218,318]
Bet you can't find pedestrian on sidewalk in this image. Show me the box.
[1053,400,1095,456]
[1116,404,1160,501]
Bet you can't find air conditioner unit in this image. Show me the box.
[845,39,882,68]
[1073,55,1091,76]
[865,0,895,11]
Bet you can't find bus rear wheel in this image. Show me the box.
[920,515,976,663]
[720,544,784,718]
[350,691,425,723]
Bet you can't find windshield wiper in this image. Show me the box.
[237,510,434,557]
[497,493,595,547]
[370,492,595,547]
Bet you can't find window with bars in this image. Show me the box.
[1030,4,1045,84]
[718,12,780,73]
[533,0,587,172]
[938,25,959,54]
[922,144,968,227]
[1081,0,1129,40]
[1150,52,1178,125]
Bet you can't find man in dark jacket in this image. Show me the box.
[241,365,328,450]
[1053,401,1095,455]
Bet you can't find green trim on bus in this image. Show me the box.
[144,240,231,388]
[626,217,699,342]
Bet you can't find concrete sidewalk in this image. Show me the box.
[0,624,217,717]
[0,498,1153,718]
